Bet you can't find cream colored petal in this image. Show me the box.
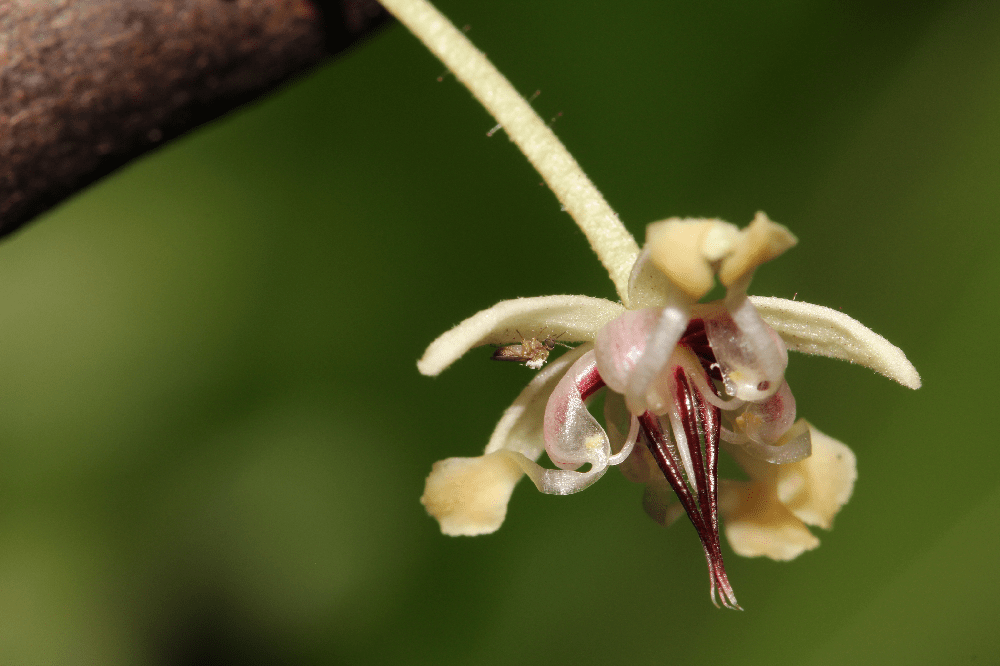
[750,295,921,389]
[718,479,820,561]
[774,424,857,530]
[420,451,525,536]
[645,218,749,300]
[717,212,798,289]
[420,347,586,536]
[417,295,624,376]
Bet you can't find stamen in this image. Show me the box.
[639,373,742,610]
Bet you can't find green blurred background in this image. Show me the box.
[0,0,997,663]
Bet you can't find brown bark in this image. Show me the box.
[0,0,391,239]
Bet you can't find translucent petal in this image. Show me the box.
[485,346,590,459]
[593,307,661,393]
[542,350,610,471]
[750,295,921,390]
[417,295,624,376]
[726,418,813,465]
[732,380,797,446]
[718,479,820,561]
[623,297,693,414]
[705,294,788,401]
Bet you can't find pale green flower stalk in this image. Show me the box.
[384,0,920,609]
[379,0,639,305]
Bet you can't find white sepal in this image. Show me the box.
[750,296,921,390]
[418,295,623,376]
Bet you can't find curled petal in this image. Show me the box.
[732,380,797,446]
[725,418,813,465]
[417,295,624,376]
[705,295,788,401]
[718,479,821,561]
[543,350,610,471]
[623,297,693,414]
[604,392,645,473]
[421,347,586,536]
[511,452,610,496]
[485,346,589,459]
[750,295,921,390]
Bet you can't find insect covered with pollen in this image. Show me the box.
[490,330,571,369]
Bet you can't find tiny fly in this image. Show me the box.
[491,331,569,370]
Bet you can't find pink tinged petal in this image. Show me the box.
[717,479,821,561]
[594,308,662,393]
[622,298,693,415]
[705,295,788,402]
[417,295,624,377]
[733,380,797,445]
[485,346,590,459]
[749,295,921,390]
[421,347,587,537]
[525,349,638,496]
[542,350,609,471]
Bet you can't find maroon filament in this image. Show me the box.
[638,366,741,610]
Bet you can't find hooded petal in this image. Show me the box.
[417,295,624,376]
[420,346,586,536]
[750,296,921,390]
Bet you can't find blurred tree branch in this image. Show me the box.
[0,0,391,239]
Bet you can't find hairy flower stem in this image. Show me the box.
[379,0,641,304]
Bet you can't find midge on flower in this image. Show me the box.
[381,0,920,610]
[417,214,920,610]
[490,331,571,369]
